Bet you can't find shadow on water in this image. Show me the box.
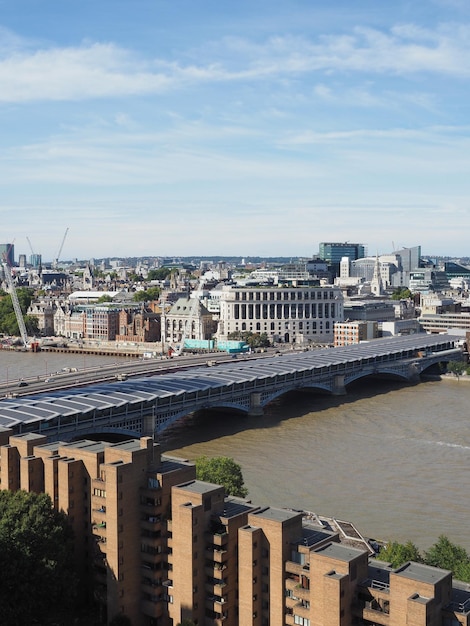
[159,377,428,453]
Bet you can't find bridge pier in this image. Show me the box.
[332,375,347,396]
[248,392,264,417]
[408,362,421,383]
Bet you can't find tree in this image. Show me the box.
[0,287,38,337]
[148,267,171,281]
[97,294,114,303]
[447,361,466,378]
[133,287,160,302]
[391,287,412,300]
[376,540,422,568]
[227,331,271,348]
[424,535,470,581]
[195,456,248,498]
[0,490,78,626]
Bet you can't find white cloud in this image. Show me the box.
[0,21,470,104]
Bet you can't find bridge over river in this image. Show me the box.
[0,334,463,442]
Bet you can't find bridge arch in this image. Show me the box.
[345,370,411,386]
[69,426,142,442]
[261,383,333,407]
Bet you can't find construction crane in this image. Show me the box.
[53,227,69,268]
[1,254,29,348]
[26,237,35,256]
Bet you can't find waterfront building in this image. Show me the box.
[27,297,58,336]
[217,284,344,345]
[334,321,379,346]
[163,296,217,349]
[1,429,469,626]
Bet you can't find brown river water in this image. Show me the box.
[1,350,469,551]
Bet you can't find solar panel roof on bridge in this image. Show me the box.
[0,334,460,429]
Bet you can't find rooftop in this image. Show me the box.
[220,498,256,519]
[313,542,366,562]
[393,561,451,585]
[251,506,302,524]
[176,479,223,495]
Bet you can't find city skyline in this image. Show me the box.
[1,0,470,260]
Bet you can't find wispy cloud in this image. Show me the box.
[1,22,470,103]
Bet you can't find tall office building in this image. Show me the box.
[1,429,469,626]
[30,253,42,268]
[0,242,14,266]
[318,243,366,277]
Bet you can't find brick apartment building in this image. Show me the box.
[333,321,379,347]
[0,428,469,626]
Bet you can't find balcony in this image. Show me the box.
[208,547,228,563]
[205,563,227,578]
[285,560,304,576]
[207,530,229,547]
[285,576,300,591]
[206,595,228,612]
[360,578,390,594]
[93,521,107,530]
[205,609,228,625]
[285,614,295,626]
[206,578,227,595]
[353,599,390,626]
[142,576,163,591]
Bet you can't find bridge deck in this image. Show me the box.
[0,334,461,434]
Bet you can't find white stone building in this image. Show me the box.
[217,284,343,345]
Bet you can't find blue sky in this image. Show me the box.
[1,0,470,261]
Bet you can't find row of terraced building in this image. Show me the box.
[0,428,469,626]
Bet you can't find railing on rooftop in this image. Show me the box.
[361,578,390,592]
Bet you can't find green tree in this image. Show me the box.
[447,361,466,378]
[97,294,114,303]
[133,287,160,302]
[376,540,422,568]
[227,331,271,348]
[424,535,470,581]
[391,288,412,300]
[195,456,248,498]
[0,288,38,336]
[0,490,78,626]
[454,560,470,583]
[148,267,171,281]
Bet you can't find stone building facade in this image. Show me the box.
[217,285,344,345]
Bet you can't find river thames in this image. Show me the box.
[1,349,469,552]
